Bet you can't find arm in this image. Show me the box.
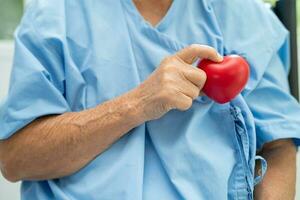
[0,44,222,182]
[0,90,145,182]
[254,139,297,200]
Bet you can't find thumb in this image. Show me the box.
[176,44,223,64]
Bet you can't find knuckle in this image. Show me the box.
[160,73,172,85]
[159,90,172,102]
[161,103,172,113]
[211,50,219,59]
[198,45,216,59]
[200,44,214,51]
[160,66,178,79]
[163,56,177,64]
[198,70,207,88]
[161,63,173,73]
[179,98,193,111]
[207,48,218,59]
[162,56,171,63]
[200,70,207,81]
[192,89,200,99]
[189,44,200,51]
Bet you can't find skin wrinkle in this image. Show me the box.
[0,91,145,180]
[254,139,297,200]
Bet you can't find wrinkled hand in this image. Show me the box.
[135,44,223,121]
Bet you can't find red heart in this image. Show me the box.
[197,55,250,104]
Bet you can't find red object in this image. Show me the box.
[197,55,250,104]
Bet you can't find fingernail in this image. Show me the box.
[217,53,223,61]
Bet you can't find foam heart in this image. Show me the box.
[197,55,250,104]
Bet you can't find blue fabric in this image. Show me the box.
[1,0,300,199]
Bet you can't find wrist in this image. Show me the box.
[122,87,149,125]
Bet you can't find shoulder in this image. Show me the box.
[18,0,96,44]
[16,0,91,50]
[210,0,279,22]
[209,0,277,23]
[210,0,264,8]
[209,0,287,35]
[19,0,67,38]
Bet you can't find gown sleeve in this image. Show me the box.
[244,39,300,149]
[211,0,300,149]
[0,5,70,140]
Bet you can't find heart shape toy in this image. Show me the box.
[197,55,250,104]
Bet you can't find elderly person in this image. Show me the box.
[0,0,300,199]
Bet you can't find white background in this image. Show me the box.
[0,41,20,200]
[1,40,300,199]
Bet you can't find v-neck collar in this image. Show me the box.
[122,0,187,52]
[126,0,178,30]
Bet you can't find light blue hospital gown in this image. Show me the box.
[1,0,300,199]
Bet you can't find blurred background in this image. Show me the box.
[0,0,300,199]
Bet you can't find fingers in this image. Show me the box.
[181,67,207,89]
[176,44,223,64]
[177,78,201,100]
[173,92,193,111]
[166,57,207,97]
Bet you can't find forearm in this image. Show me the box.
[0,44,220,182]
[0,89,145,182]
[254,139,297,200]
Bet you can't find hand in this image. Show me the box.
[134,44,223,121]
[254,139,297,200]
